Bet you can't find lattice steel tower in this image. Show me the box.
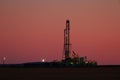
[63,20,71,60]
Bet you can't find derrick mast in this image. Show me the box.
[64,20,71,59]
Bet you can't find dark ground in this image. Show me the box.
[0,66,120,80]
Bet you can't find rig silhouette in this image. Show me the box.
[61,20,97,66]
[0,20,97,67]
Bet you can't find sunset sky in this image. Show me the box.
[0,0,120,65]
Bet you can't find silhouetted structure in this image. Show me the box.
[62,20,97,66]
[63,20,71,60]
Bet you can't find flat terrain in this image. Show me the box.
[0,67,120,80]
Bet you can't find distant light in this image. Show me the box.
[42,59,45,62]
[3,57,6,64]
[85,61,88,64]
[3,57,6,60]
[70,62,73,65]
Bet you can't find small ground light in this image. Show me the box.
[42,59,45,62]
[3,57,6,64]
[3,57,6,60]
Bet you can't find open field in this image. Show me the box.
[0,66,120,80]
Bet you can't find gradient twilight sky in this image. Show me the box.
[0,0,120,65]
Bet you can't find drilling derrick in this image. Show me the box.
[64,20,71,60]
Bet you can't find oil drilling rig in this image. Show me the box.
[63,20,71,60]
[62,19,79,63]
[62,20,97,66]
